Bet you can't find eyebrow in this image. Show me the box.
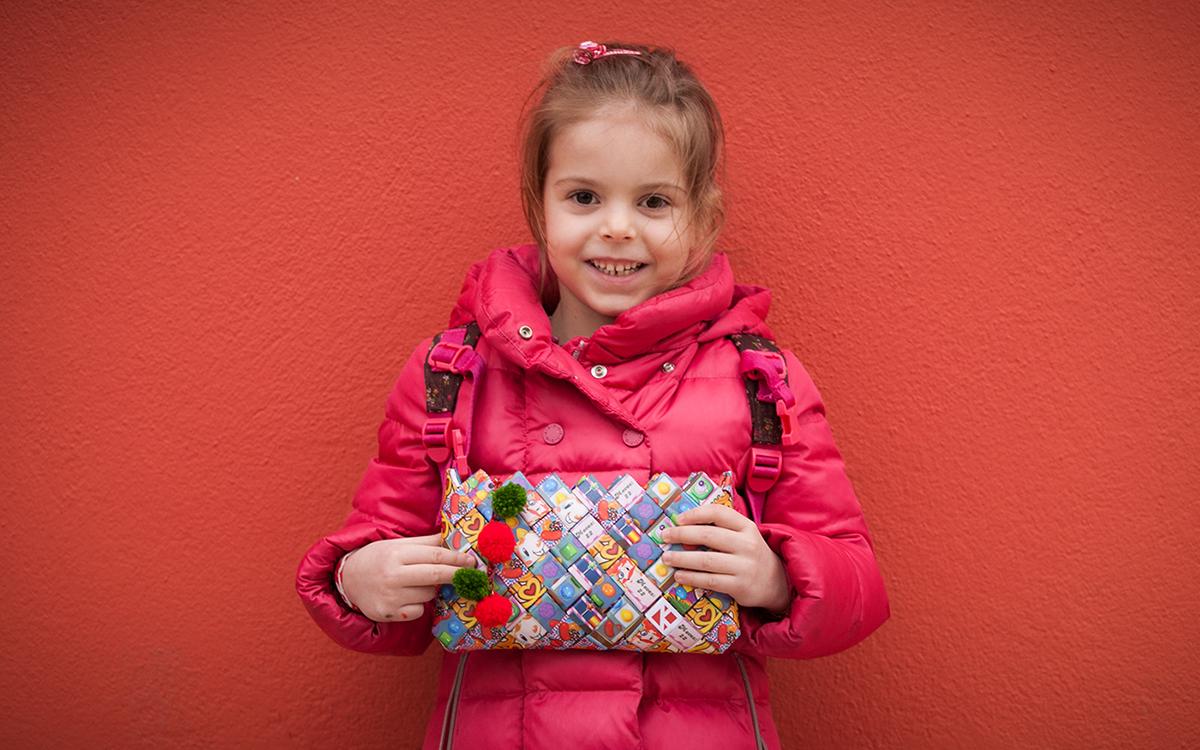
[552,177,685,193]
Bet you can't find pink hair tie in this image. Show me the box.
[573,41,641,65]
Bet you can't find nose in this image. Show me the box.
[600,205,637,242]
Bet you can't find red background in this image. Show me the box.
[3,1,1198,747]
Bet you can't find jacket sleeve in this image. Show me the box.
[295,340,445,655]
[738,351,890,659]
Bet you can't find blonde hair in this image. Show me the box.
[519,42,726,289]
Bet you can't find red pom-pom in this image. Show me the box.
[474,594,512,628]
[478,521,516,563]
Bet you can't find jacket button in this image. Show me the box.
[622,429,644,447]
[543,423,564,445]
[662,362,675,373]
[518,325,533,340]
[591,365,608,378]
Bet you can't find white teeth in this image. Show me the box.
[588,260,645,276]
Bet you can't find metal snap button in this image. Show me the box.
[543,423,564,445]
[661,362,675,373]
[591,364,607,378]
[518,325,533,340]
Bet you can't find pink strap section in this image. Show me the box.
[745,447,782,523]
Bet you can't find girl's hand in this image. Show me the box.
[340,535,477,623]
[659,505,791,614]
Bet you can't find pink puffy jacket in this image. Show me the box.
[297,245,889,749]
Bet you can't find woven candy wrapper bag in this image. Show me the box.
[432,468,742,653]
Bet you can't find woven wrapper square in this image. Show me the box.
[433,469,742,653]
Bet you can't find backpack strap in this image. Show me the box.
[729,333,801,523]
[423,322,484,479]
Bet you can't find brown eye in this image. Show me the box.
[642,195,670,209]
[570,191,598,205]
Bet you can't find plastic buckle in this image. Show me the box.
[427,341,474,374]
[757,349,787,378]
[422,417,452,463]
[747,447,782,493]
[742,349,789,403]
[450,428,468,476]
[776,400,799,446]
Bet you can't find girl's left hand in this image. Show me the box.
[659,504,791,614]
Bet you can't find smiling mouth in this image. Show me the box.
[588,260,645,276]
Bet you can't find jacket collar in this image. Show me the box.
[454,245,775,371]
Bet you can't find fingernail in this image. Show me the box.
[659,529,673,543]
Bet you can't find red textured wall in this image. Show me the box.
[3,1,1197,747]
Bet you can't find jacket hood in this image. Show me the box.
[451,245,775,369]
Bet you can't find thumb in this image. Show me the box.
[393,533,445,546]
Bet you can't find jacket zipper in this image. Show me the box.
[437,653,469,750]
[735,653,768,750]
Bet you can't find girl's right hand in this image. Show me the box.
[340,535,477,623]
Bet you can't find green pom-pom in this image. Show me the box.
[452,567,491,601]
[492,483,527,519]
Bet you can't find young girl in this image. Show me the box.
[297,41,889,750]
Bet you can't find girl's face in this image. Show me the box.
[542,112,695,341]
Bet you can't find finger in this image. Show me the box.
[658,523,744,552]
[369,586,438,618]
[673,503,754,532]
[672,569,740,598]
[389,543,476,569]
[380,603,427,622]
[391,563,473,589]
[400,585,438,604]
[662,548,741,576]
[392,533,446,546]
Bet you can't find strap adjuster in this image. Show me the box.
[741,350,792,404]
[422,417,452,463]
[755,349,787,376]
[423,417,468,473]
[427,340,479,374]
[747,447,782,493]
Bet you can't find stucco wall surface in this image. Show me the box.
[2,0,1197,748]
